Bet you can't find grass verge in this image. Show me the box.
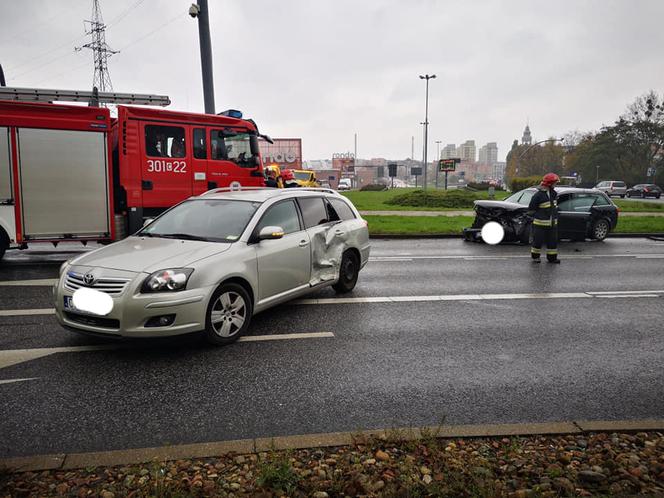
[364,215,664,236]
[342,188,509,211]
[615,199,664,212]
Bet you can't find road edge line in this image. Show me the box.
[2,419,663,473]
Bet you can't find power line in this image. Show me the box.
[106,0,147,28]
[116,10,188,52]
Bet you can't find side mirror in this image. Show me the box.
[258,226,284,240]
[143,218,154,227]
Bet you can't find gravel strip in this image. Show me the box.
[1,432,663,497]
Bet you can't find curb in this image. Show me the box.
[2,419,663,473]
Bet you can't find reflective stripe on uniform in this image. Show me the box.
[539,202,551,208]
[546,250,558,255]
[533,219,552,227]
[531,248,541,254]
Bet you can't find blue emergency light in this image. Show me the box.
[218,109,243,119]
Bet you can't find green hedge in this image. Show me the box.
[385,189,477,209]
[359,184,388,192]
[466,182,505,191]
[509,176,542,192]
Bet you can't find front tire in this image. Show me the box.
[0,229,8,262]
[333,250,359,294]
[204,283,252,346]
[591,218,610,241]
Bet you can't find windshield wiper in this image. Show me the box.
[157,233,212,242]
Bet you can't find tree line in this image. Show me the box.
[506,91,664,187]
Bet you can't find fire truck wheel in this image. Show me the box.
[0,229,8,261]
[204,282,253,346]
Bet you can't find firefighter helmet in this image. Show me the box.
[541,173,560,187]
[282,169,294,181]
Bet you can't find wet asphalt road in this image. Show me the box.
[0,238,663,458]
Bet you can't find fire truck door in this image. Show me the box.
[140,123,193,207]
[191,127,210,195]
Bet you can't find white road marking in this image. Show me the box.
[239,332,334,342]
[596,295,660,299]
[0,309,55,317]
[0,279,58,286]
[0,333,335,369]
[2,289,663,318]
[294,290,662,306]
[587,290,664,295]
[0,377,39,385]
[0,345,118,369]
[368,253,664,262]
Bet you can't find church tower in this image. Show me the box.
[522,124,532,146]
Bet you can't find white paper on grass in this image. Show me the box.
[72,288,114,316]
[481,221,505,245]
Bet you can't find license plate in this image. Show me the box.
[63,296,76,311]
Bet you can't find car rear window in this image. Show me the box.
[297,197,329,228]
[328,198,355,221]
[614,182,626,187]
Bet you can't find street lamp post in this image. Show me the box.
[419,74,436,190]
[435,140,442,188]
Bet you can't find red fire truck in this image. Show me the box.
[0,87,269,260]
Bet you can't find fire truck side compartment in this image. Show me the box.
[0,126,11,201]
[17,128,110,239]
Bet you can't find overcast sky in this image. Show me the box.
[2,0,664,161]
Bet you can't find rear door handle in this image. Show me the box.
[299,240,309,247]
[335,230,345,237]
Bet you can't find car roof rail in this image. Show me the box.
[290,187,339,195]
[200,186,277,196]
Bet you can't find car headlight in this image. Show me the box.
[141,268,194,293]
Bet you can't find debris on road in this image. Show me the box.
[1,431,663,497]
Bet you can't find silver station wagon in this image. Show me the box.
[54,188,370,345]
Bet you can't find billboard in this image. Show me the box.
[332,152,355,174]
[259,138,302,170]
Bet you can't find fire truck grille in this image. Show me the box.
[65,273,130,295]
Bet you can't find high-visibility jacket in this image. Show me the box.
[528,186,558,227]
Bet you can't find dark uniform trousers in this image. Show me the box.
[531,225,558,262]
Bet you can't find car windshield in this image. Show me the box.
[294,172,311,180]
[138,199,261,242]
[505,189,534,205]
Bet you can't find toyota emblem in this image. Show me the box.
[83,273,95,285]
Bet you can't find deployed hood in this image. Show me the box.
[474,200,527,211]
[70,236,232,273]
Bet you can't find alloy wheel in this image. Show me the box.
[594,220,609,240]
[210,291,246,337]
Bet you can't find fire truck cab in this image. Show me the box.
[114,106,265,235]
[0,87,267,260]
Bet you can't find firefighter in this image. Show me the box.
[528,173,560,264]
[265,169,279,188]
[282,169,300,188]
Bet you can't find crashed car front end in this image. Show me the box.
[463,201,531,243]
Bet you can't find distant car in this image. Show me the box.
[595,180,627,198]
[54,188,370,345]
[292,169,320,188]
[465,187,619,243]
[626,184,662,199]
[337,179,352,191]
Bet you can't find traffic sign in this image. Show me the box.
[411,167,422,176]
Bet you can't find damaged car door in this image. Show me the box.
[253,199,311,301]
[297,196,347,286]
